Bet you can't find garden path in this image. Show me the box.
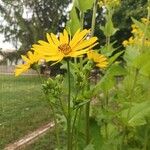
[4,122,54,150]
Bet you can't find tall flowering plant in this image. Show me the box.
[15,28,108,149]
[15,0,150,149]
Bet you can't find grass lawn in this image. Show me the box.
[0,75,52,149]
[24,130,66,150]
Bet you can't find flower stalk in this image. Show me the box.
[85,0,98,145]
[67,60,72,150]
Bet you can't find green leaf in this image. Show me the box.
[133,53,150,69]
[66,6,81,36]
[100,41,118,56]
[123,46,140,66]
[133,52,150,76]
[75,0,94,12]
[84,144,95,150]
[108,51,124,66]
[122,101,150,127]
[93,63,126,93]
[100,16,118,37]
[107,63,127,76]
[140,61,150,77]
[90,118,103,150]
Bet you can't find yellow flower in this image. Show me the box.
[122,40,129,47]
[87,50,108,68]
[15,51,41,76]
[32,29,98,64]
[98,0,120,7]
[141,18,150,24]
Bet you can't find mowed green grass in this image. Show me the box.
[0,75,52,149]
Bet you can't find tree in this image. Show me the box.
[0,0,71,54]
[113,0,148,44]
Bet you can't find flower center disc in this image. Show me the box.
[58,43,71,55]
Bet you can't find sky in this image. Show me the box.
[0,0,14,50]
[0,34,15,50]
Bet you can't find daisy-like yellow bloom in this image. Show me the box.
[32,29,98,64]
[87,50,108,68]
[15,51,41,76]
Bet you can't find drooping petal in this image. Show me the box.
[87,50,108,69]
[15,64,30,76]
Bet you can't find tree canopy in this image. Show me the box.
[0,0,71,53]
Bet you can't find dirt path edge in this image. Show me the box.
[4,122,55,150]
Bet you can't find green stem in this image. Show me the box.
[85,102,90,145]
[120,126,126,150]
[80,12,85,29]
[143,120,149,150]
[45,94,60,149]
[75,107,82,149]
[71,108,79,145]
[127,68,138,119]
[91,0,98,37]
[58,98,67,118]
[67,60,72,150]
[36,67,44,83]
[84,0,98,145]
[141,7,150,50]
[104,90,109,140]
[49,102,60,149]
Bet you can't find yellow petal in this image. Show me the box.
[38,40,50,47]
[43,53,64,62]
[59,33,65,44]
[21,55,29,62]
[59,29,69,44]
[46,33,53,43]
[50,33,60,46]
[73,37,98,51]
[63,29,69,44]
[68,49,88,57]
[15,64,30,76]
[96,62,108,68]
[70,29,90,48]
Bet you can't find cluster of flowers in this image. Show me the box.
[122,18,150,47]
[15,29,108,76]
[98,0,120,7]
